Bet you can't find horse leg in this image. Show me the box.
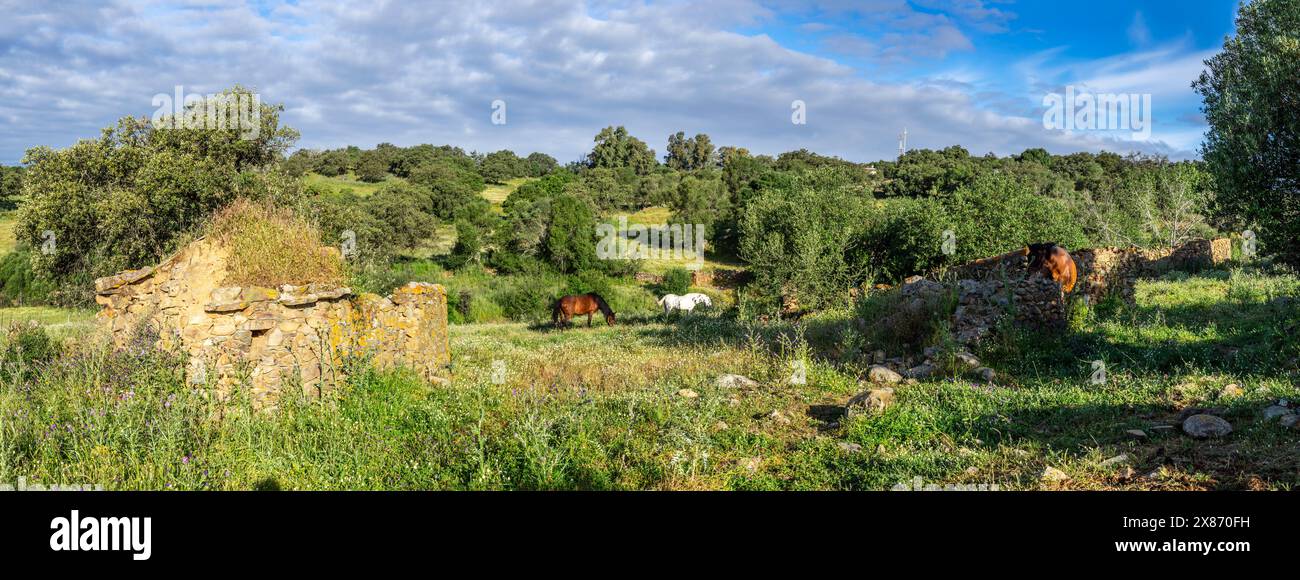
[587,313,593,327]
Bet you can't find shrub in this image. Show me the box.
[853,285,956,354]
[499,284,553,322]
[738,180,867,314]
[0,248,57,306]
[661,267,691,295]
[208,199,346,288]
[0,322,59,382]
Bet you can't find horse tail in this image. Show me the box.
[656,295,667,305]
[551,299,563,324]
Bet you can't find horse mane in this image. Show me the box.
[588,293,613,316]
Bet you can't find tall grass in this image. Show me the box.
[208,199,346,288]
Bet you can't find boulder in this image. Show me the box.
[847,387,895,414]
[866,365,903,384]
[1262,405,1294,421]
[1182,414,1232,439]
[903,363,935,380]
[715,374,758,389]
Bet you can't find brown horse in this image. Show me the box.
[552,293,616,328]
[1026,242,1077,293]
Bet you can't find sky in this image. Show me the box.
[0,0,1241,165]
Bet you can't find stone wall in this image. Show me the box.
[880,238,1234,347]
[950,238,1232,305]
[951,277,1066,344]
[94,239,450,407]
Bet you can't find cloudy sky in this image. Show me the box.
[0,0,1238,165]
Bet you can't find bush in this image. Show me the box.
[208,199,346,288]
[0,322,59,382]
[853,285,956,355]
[0,248,57,306]
[499,284,553,322]
[738,179,867,314]
[661,268,691,295]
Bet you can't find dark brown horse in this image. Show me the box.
[1026,242,1077,293]
[552,293,616,328]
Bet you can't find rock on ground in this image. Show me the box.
[847,387,895,414]
[715,374,758,389]
[1262,405,1294,421]
[866,365,903,384]
[1041,466,1070,483]
[1182,414,1233,438]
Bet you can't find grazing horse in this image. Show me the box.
[1026,242,1078,293]
[552,293,616,328]
[658,293,712,315]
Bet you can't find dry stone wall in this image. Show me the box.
[94,239,450,407]
[887,238,1234,347]
[950,238,1232,306]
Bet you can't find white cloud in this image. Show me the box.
[0,0,1203,165]
[1127,11,1152,46]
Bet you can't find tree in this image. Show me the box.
[1194,0,1300,265]
[544,194,597,273]
[365,182,436,250]
[355,149,389,182]
[407,159,486,219]
[479,150,524,184]
[314,149,350,176]
[0,165,23,203]
[669,171,730,241]
[524,152,558,177]
[587,126,656,175]
[665,132,716,171]
[18,87,299,301]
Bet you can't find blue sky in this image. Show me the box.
[0,0,1241,165]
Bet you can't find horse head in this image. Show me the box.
[1026,242,1058,271]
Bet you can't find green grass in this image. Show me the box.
[1,264,1295,490]
[303,172,396,197]
[0,307,96,340]
[481,177,534,213]
[0,211,17,256]
[607,206,745,276]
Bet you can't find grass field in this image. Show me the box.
[481,177,534,213]
[0,306,96,340]
[0,211,17,256]
[304,172,396,197]
[608,206,745,276]
[0,263,1295,490]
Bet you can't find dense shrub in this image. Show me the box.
[499,284,554,322]
[364,182,438,251]
[0,322,59,382]
[0,248,57,306]
[738,180,867,315]
[660,267,691,295]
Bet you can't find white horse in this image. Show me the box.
[658,293,713,315]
